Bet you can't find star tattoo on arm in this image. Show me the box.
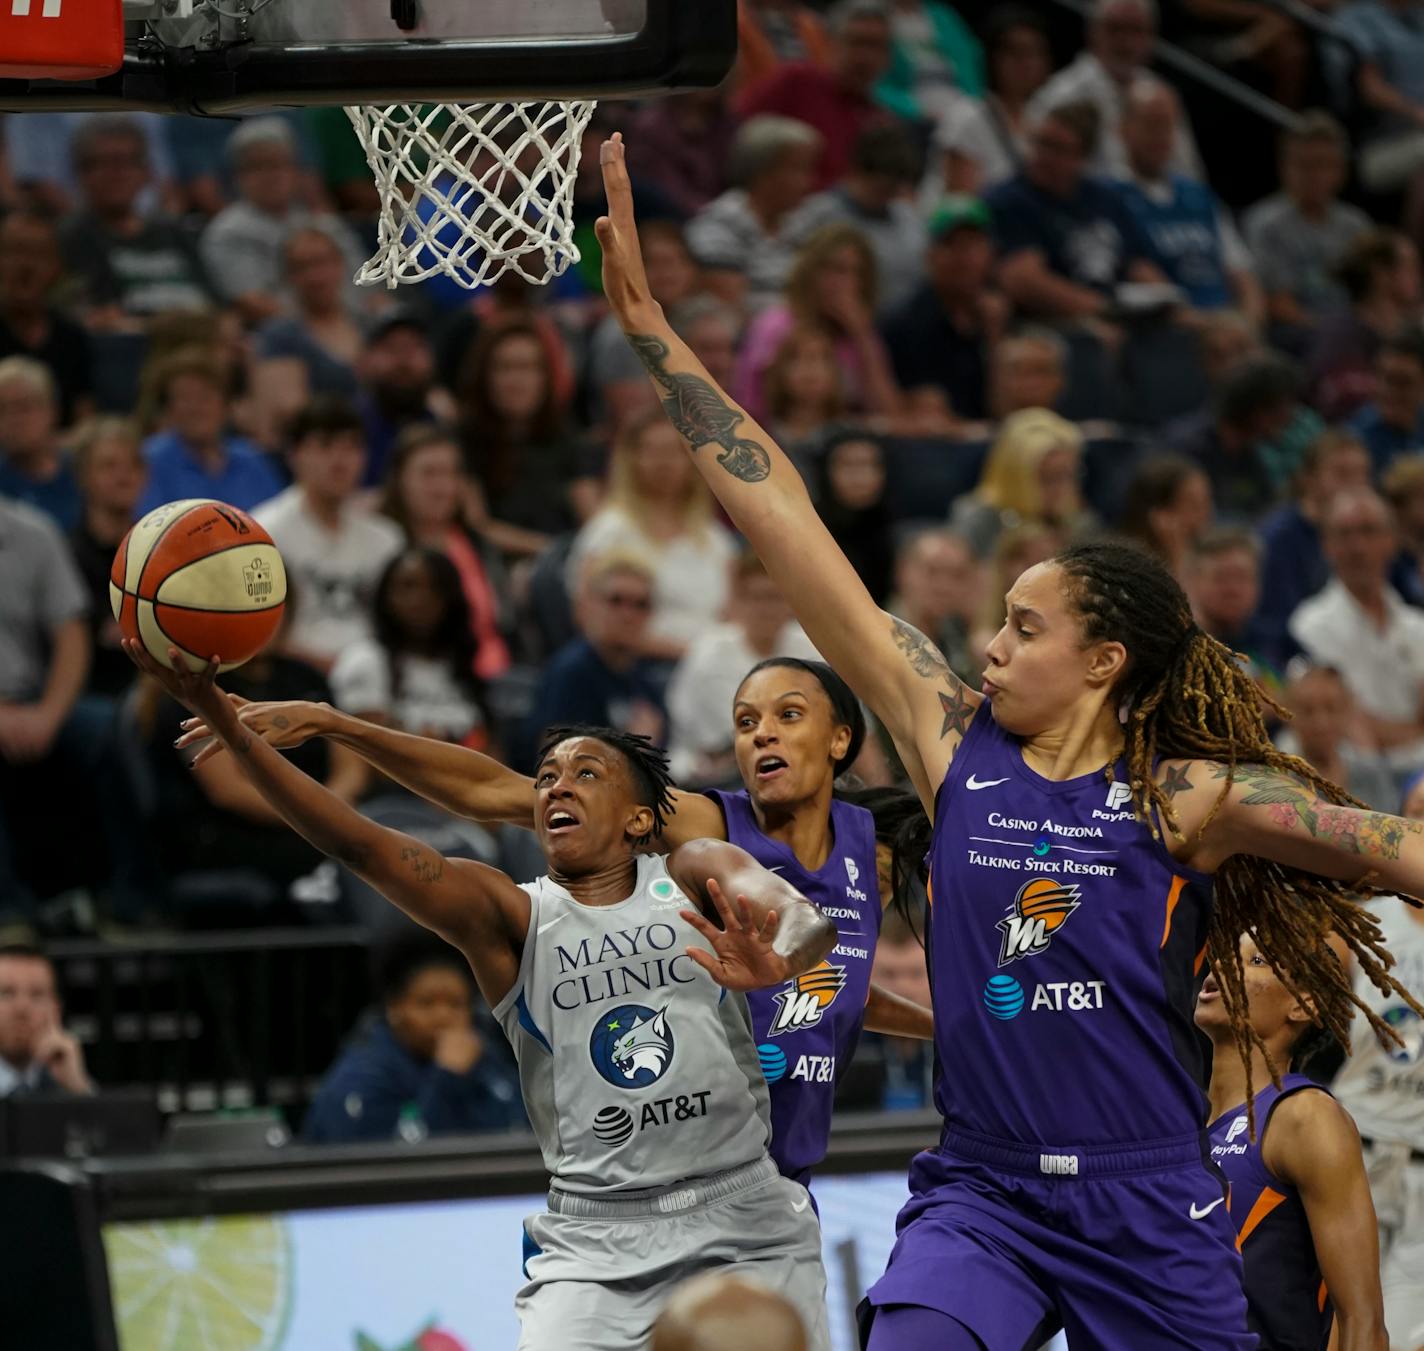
[938,685,975,739]
[1161,764,1194,800]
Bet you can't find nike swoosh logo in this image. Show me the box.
[536,914,567,937]
[790,1194,810,1212]
[1189,1197,1225,1220]
[965,775,1009,791]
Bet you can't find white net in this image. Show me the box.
[344,99,597,290]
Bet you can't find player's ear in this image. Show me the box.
[1083,639,1128,690]
[829,721,851,767]
[626,803,655,842]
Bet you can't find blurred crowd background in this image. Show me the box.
[6,0,1424,1136]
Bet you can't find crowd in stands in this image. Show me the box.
[9,0,1424,1126]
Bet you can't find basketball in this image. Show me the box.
[109,498,287,672]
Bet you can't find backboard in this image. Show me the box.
[0,0,733,114]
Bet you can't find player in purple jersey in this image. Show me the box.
[595,131,1424,1349]
[1199,935,1387,1351]
[175,655,933,1188]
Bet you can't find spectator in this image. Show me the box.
[530,552,666,744]
[925,6,1053,197]
[251,397,403,673]
[865,907,932,1110]
[1384,453,1424,606]
[0,356,81,531]
[652,1271,808,1351]
[0,495,152,927]
[330,548,489,748]
[1185,527,1281,694]
[1243,113,1371,355]
[251,225,365,440]
[1347,326,1424,474]
[736,0,895,191]
[784,122,928,314]
[987,326,1067,418]
[136,346,282,515]
[380,425,511,682]
[0,945,93,1096]
[1290,488,1424,779]
[302,927,523,1143]
[199,118,365,325]
[1028,0,1202,180]
[686,116,822,311]
[1278,664,1398,810]
[881,196,1002,420]
[1197,308,1264,388]
[457,319,600,558]
[0,210,93,425]
[890,527,981,680]
[736,0,833,90]
[585,222,704,433]
[950,407,1095,558]
[762,325,848,457]
[356,310,449,489]
[67,418,145,698]
[875,0,986,122]
[57,114,214,325]
[1335,0,1424,196]
[814,430,896,603]
[666,553,819,785]
[1117,452,1214,582]
[1164,352,1298,521]
[1257,429,1375,668]
[734,223,902,425]
[671,297,744,392]
[567,410,738,660]
[987,101,1162,327]
[627,89,739,218]
[1111,80,1264,324]
[1309,228,1422,422]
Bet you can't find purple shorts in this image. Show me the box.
[866,1128,1256,1351]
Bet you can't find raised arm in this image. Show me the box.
[667,837,837,990]
[1263,1091,1387,1351]
[130,646,529,1006]
[597,134,980,809]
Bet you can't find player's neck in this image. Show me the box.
[1207,1037,1282,1122]
[1019,703,1123,783]
[753,787,835,874]
[552,857,641,907]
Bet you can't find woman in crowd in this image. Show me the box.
[814,429,895,606]
[762,324,848,460]
[1118,452,1215,584]
[379,424,510,682]
[566,408,737,661]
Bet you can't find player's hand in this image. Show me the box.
[595,133,659,331]
[32,1021,94,1095]
[433,1025,484,1076]
[175,697,330,768]
[680,878,789,992]
[122,640,232,726]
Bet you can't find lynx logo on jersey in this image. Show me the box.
[996,877,1082,965]
[767,961,848,1036]
[588,1004,676,1089]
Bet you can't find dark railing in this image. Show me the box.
[49,927,374,1117]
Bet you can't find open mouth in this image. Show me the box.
[545,809,580,834]
[1198,975,1220,1001]
[755,755,789,781]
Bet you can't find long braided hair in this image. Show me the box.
[1054,541,1423,1128]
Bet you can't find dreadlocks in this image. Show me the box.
[535,724,676,846]
[1054,540,1424,1133]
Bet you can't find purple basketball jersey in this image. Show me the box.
[928,708,1215,1145]
[707,790,882,1185]
[1209,1075,1333,1351]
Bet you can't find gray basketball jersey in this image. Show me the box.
[1333,897,1424,1146]
[494,855,773,1195]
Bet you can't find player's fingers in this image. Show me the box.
[684,947,725,981]
[705,877,741,931]
[173,722,212,749]
[678,908,721,943]
[189,738,225,769]
[757,906,781,942]
[599,133,635,228]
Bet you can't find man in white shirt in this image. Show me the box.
[0,944,93,1098]
[1028,0,1202,182]
[253,397,403,673]
[1289,487,1424,778]
[667,554,819,785]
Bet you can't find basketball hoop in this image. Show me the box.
[345,99,597,290]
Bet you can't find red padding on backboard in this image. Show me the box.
[0,0,125,80]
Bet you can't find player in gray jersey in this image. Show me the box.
[123,638,837,1351]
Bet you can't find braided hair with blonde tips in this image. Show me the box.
[1053,541,1424,1134]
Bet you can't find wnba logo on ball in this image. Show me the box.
[242,557,275,600]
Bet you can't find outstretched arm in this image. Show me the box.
[597,134,980,810]
[177,695,727,845]
[864,986,935,1040]
[667,838,837,990]
[129,646,528,1005]
[1263,1091,1388,1351]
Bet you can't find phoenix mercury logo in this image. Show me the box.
[996,877,1082,965]
[767,961,848,1035]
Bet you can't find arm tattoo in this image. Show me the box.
[938,686,976,739]
[890,617,951,679]
[1161,763,1194,800]
[1215,762,1424,859]
[271,714,290,730]
[401,844,445,883]
[628,333,771,483]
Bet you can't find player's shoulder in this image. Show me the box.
[1263,1085,1359,1181]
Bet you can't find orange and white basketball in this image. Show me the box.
[109,499,287,672]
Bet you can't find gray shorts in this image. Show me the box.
[516,1157,830,1351]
